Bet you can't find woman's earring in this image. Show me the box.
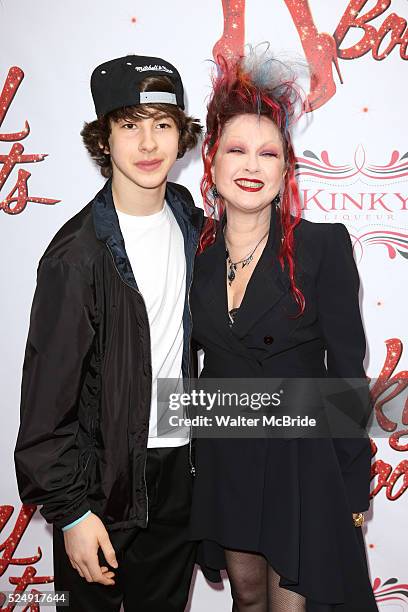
[272,193,281,206]
[212,185,219,199]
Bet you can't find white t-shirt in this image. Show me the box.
[117,203,189,448]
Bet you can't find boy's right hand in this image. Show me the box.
[63,512,118,585]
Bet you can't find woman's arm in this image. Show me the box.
[316,223,372,512]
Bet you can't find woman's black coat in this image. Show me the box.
[189,204,377,610]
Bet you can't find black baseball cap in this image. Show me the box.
[91,54,185,117]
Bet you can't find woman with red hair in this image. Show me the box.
[189,48,377,611]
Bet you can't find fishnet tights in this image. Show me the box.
[225,549,306,612]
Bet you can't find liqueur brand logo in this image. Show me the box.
[296,147,408,184]
[0,66,60,215]
[296,146,408,260]
[213,0,407,111]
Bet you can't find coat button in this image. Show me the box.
[263,335,274,345]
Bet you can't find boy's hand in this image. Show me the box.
[63,513,118,585]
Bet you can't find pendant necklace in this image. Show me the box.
[225,229,269,286]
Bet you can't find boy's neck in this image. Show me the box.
[111,174,166,216]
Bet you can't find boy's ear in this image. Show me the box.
[99,142,109,155]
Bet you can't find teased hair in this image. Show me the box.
[199,46,305,314]
[81,75,202,178]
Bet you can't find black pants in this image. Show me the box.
[53,445,197,612]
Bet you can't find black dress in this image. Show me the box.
[189,206,378,612]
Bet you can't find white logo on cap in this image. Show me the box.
[134,64,174,74]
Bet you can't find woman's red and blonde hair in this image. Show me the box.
[199,49,305,313]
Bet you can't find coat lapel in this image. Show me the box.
[230,204,291,339]
[197,231,231,331]
[192,227,248,360]
[200,203,291,342]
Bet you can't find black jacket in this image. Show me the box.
[191,204,372,512]
[15,179,203,530]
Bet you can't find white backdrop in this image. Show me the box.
[1,1,407,609]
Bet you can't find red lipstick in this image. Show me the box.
[234,178,264,192]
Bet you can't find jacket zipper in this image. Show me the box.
[106,243,150,527]
[186,228,200,476]
[106,213,201,512]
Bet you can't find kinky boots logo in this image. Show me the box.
[213,0,408,111]
[212,0,408,256]
[0,67,59,215]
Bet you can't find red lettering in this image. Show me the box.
[0,505,39,577]
[301,189,328,211]
[389,430,408,452]
[0,67,60,213]
[0,67,29,141]
[0,143,47,190]
[368,340,408,502]
[5,567,53,612]
[370,339,408,432]
[371,457,392,496]
[341,193,364,210]
[370,441,408,500]
[334,0,408,61]
[373,13,407,60]
[395,193,408,210]
[386,459,408,500]
[0,169,59,215]
[334,0,390,59]
[0,506,54,611]
[329,193,338,210]
[369,193,393,212]
[400,26,408,58]
[220,1,408,113]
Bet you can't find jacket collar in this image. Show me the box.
[202,201,291,339]
[165,182,203,232]
[92,179,202,242]
[91,179,203,289]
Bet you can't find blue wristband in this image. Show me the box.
[62,510,91,532]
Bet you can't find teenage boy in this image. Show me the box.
[15,55,203,611]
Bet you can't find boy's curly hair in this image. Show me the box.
[81,75,202,178]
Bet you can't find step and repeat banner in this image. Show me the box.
[1,1,407,609]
